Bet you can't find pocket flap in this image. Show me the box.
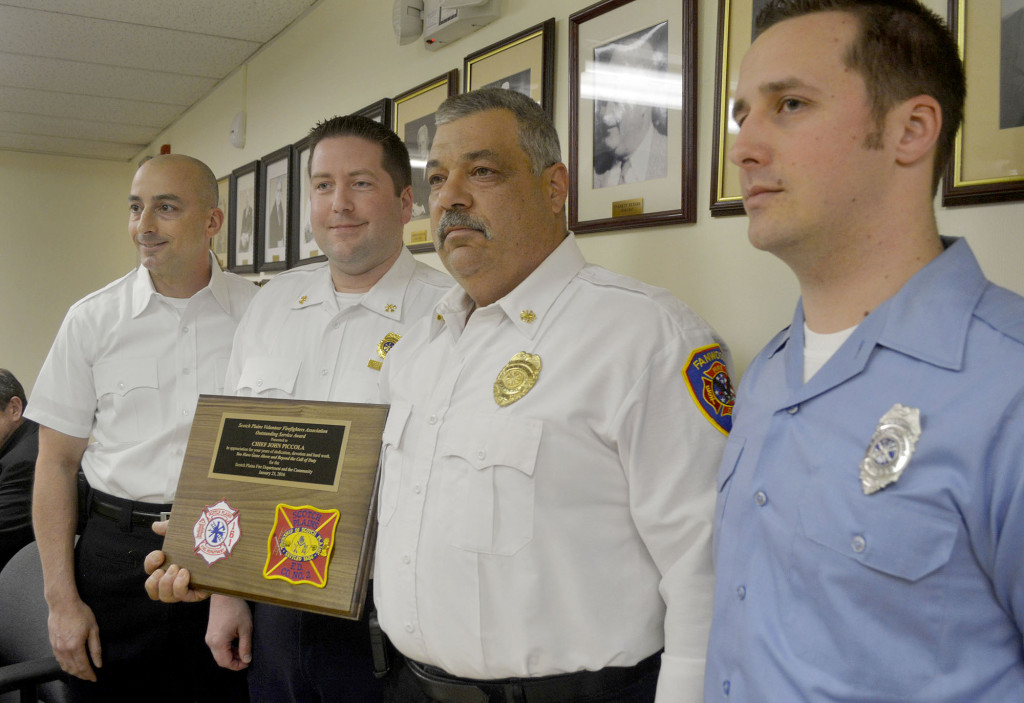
[94,358,158,396]
[439,415,542,475]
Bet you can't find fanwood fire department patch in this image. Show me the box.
[683,344,734,435]
[263,504,340,588]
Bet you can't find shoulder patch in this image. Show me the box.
[683,344,734,435]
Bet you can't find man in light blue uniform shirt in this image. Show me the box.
[705,1,1024,701]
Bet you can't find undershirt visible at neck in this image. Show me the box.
[334,290,365,310]
[803,322,857,383]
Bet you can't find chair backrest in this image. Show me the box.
[0,542,70,703]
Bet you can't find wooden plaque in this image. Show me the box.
[161,395,388,619]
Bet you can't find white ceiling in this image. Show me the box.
[0,0,319,161]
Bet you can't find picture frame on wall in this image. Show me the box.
[393,70,459,253]
[942,0,1024,206]
[228,161,259,275]
[568,0,697,234]
[212,176,230,270]
[290,135,323,268]
[259,146,292,272]
[709,0,762,217]
[353,97,393,126]
[464,18,556,119]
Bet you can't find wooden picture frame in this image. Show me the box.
[393,70,459,253]
[259,146,292,272]
[354,97,393,126]
[228,161,259,275]
[289,135,324,268]
[464,18,555,119]
[709,0,766,217]
[569,0,697,234]
[942,0,1024,206]
[212,176,230,270]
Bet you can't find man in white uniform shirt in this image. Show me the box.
[376,88,730,703]
[28,155,256,702]
[144,115,451,701]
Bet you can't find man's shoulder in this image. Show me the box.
[65,269,137,316]
[575,263,714,334]
[253,263,328,298]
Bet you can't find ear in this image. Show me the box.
[399,185,414,226]
[543,162,569,215]
[4,396,22,421]
[206,208,225,241]
[892,94,941,170]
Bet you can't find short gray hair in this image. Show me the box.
[435,88,561,176]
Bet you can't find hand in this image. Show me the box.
[144,521,210,603]
[47,598,101,681]
[206,594,253,670]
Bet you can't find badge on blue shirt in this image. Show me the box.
[683,344,734,435]
[860,404,921,495]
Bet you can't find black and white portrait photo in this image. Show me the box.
[264,171,287,257]
[482,68,533,98]
[235,174,254,266]
[404,113,435,220]
[1003,0,1024,129]
[592,22,669,189]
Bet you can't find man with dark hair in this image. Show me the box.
[28,154,255,702]
[375,88,730,702]
[0,368,36,573]
[145,114,451,702]
[705,1,1024,701]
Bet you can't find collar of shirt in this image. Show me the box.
[430,233,585,342]
[130,251,235,318]
[284,247,418,324]
[769,237,985,400]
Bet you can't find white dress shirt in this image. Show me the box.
[226,247,452,402]
[27,256,257,502]
[376,235,727,702]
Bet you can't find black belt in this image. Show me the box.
[405,651,661,703]
[88,490,172,529]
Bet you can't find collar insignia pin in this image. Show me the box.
[298,295,307,305]
[860,403,921,495]
[494,351,541,406]
[385,303,397,313]
[520,310,536,324]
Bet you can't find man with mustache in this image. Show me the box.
[374,88,731,703]
[28,154,256,702]
[704,1,1024,701]
[145,115,451,702]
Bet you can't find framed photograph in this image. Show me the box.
[259,146,292,272]
[289,135,323,268]
[464,18,555,119]
[228,161,259,275]
[393,70,459,253]
[942,0,1024,206]
[709,0,769,216]
[211,176,230,270]
[354,97,393,126]
[569,0,697,234]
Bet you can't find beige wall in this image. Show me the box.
[4,0,1022,393]
[0,151,135,394]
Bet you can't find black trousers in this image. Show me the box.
[248,594,385,702]
[67,513,248,703]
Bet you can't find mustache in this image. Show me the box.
[436,210,489,246]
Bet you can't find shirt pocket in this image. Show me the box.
[437,415,542,556]
[93,358,160,445]
[377,401,411,526]
[787,486,958,695]
[234,356,301,397]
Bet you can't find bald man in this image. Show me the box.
[28,155,256,702]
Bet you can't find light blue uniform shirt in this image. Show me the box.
[705,238,1024,701]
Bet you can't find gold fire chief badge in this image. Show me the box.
[860,404,921,495]
[494,352,542,406]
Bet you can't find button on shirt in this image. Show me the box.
[225,248,451,402]
[376,235,727,701]
[27,257,257,503]
[705,238,1024,702]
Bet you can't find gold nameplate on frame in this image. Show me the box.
[612,198,644,218]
